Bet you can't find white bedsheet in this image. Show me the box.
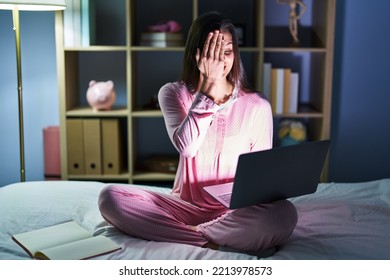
[0,179,389,260]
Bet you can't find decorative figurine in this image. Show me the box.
[278,119,307,146]
[86,80,116,112]
[276,0,306,46]
[147,20,182,33]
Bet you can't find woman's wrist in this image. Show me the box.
[199,78,226,103]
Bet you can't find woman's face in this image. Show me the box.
[221,31,235,78]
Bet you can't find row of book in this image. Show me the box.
[67,118,124,176]
[262,63,299,114]
[140,32,184,47]
[64,0,96,47]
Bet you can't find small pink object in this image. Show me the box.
[43,126,61,177]
[148,20,182,33]
[86,80,116,112]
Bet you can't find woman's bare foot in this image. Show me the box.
[188,225,198,231]
[188,225,219,250]
[202,241,219,250]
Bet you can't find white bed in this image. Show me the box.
[1,179,389,260]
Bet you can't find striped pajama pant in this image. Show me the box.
[98,184,297,251]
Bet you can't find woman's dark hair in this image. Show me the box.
[181,11,254,93]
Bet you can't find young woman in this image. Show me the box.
[98,11,297,257]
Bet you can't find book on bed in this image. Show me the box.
[12,221,121,260]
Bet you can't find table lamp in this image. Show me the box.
[0,0,66,181]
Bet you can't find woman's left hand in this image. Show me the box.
[196,30,226,83]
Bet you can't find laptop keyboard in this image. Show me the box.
[218,193,232,204]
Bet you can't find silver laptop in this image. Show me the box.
[204,140,330,209]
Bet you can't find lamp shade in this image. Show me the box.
[0,0,66,10]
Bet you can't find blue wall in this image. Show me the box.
[0,11,59,186]
[1,0,390,186]
[329,0,390,182]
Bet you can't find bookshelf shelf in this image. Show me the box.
[132,110,163,118]
[68,172,130,181]
[264,48,327,53]
[55,0,336,183]
[64,46,128,52]
[130,46,185,52]
[132,172,176,181]
[274,113,324,118]
[66,107,129,117]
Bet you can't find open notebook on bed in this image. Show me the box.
[204,140,330,209]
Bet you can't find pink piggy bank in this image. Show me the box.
[86,80,116,112]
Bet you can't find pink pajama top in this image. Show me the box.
[158,82,273,210]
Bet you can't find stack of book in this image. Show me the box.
[140,32,184,47]
[262,63,299,114]
[64,0,96,47]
